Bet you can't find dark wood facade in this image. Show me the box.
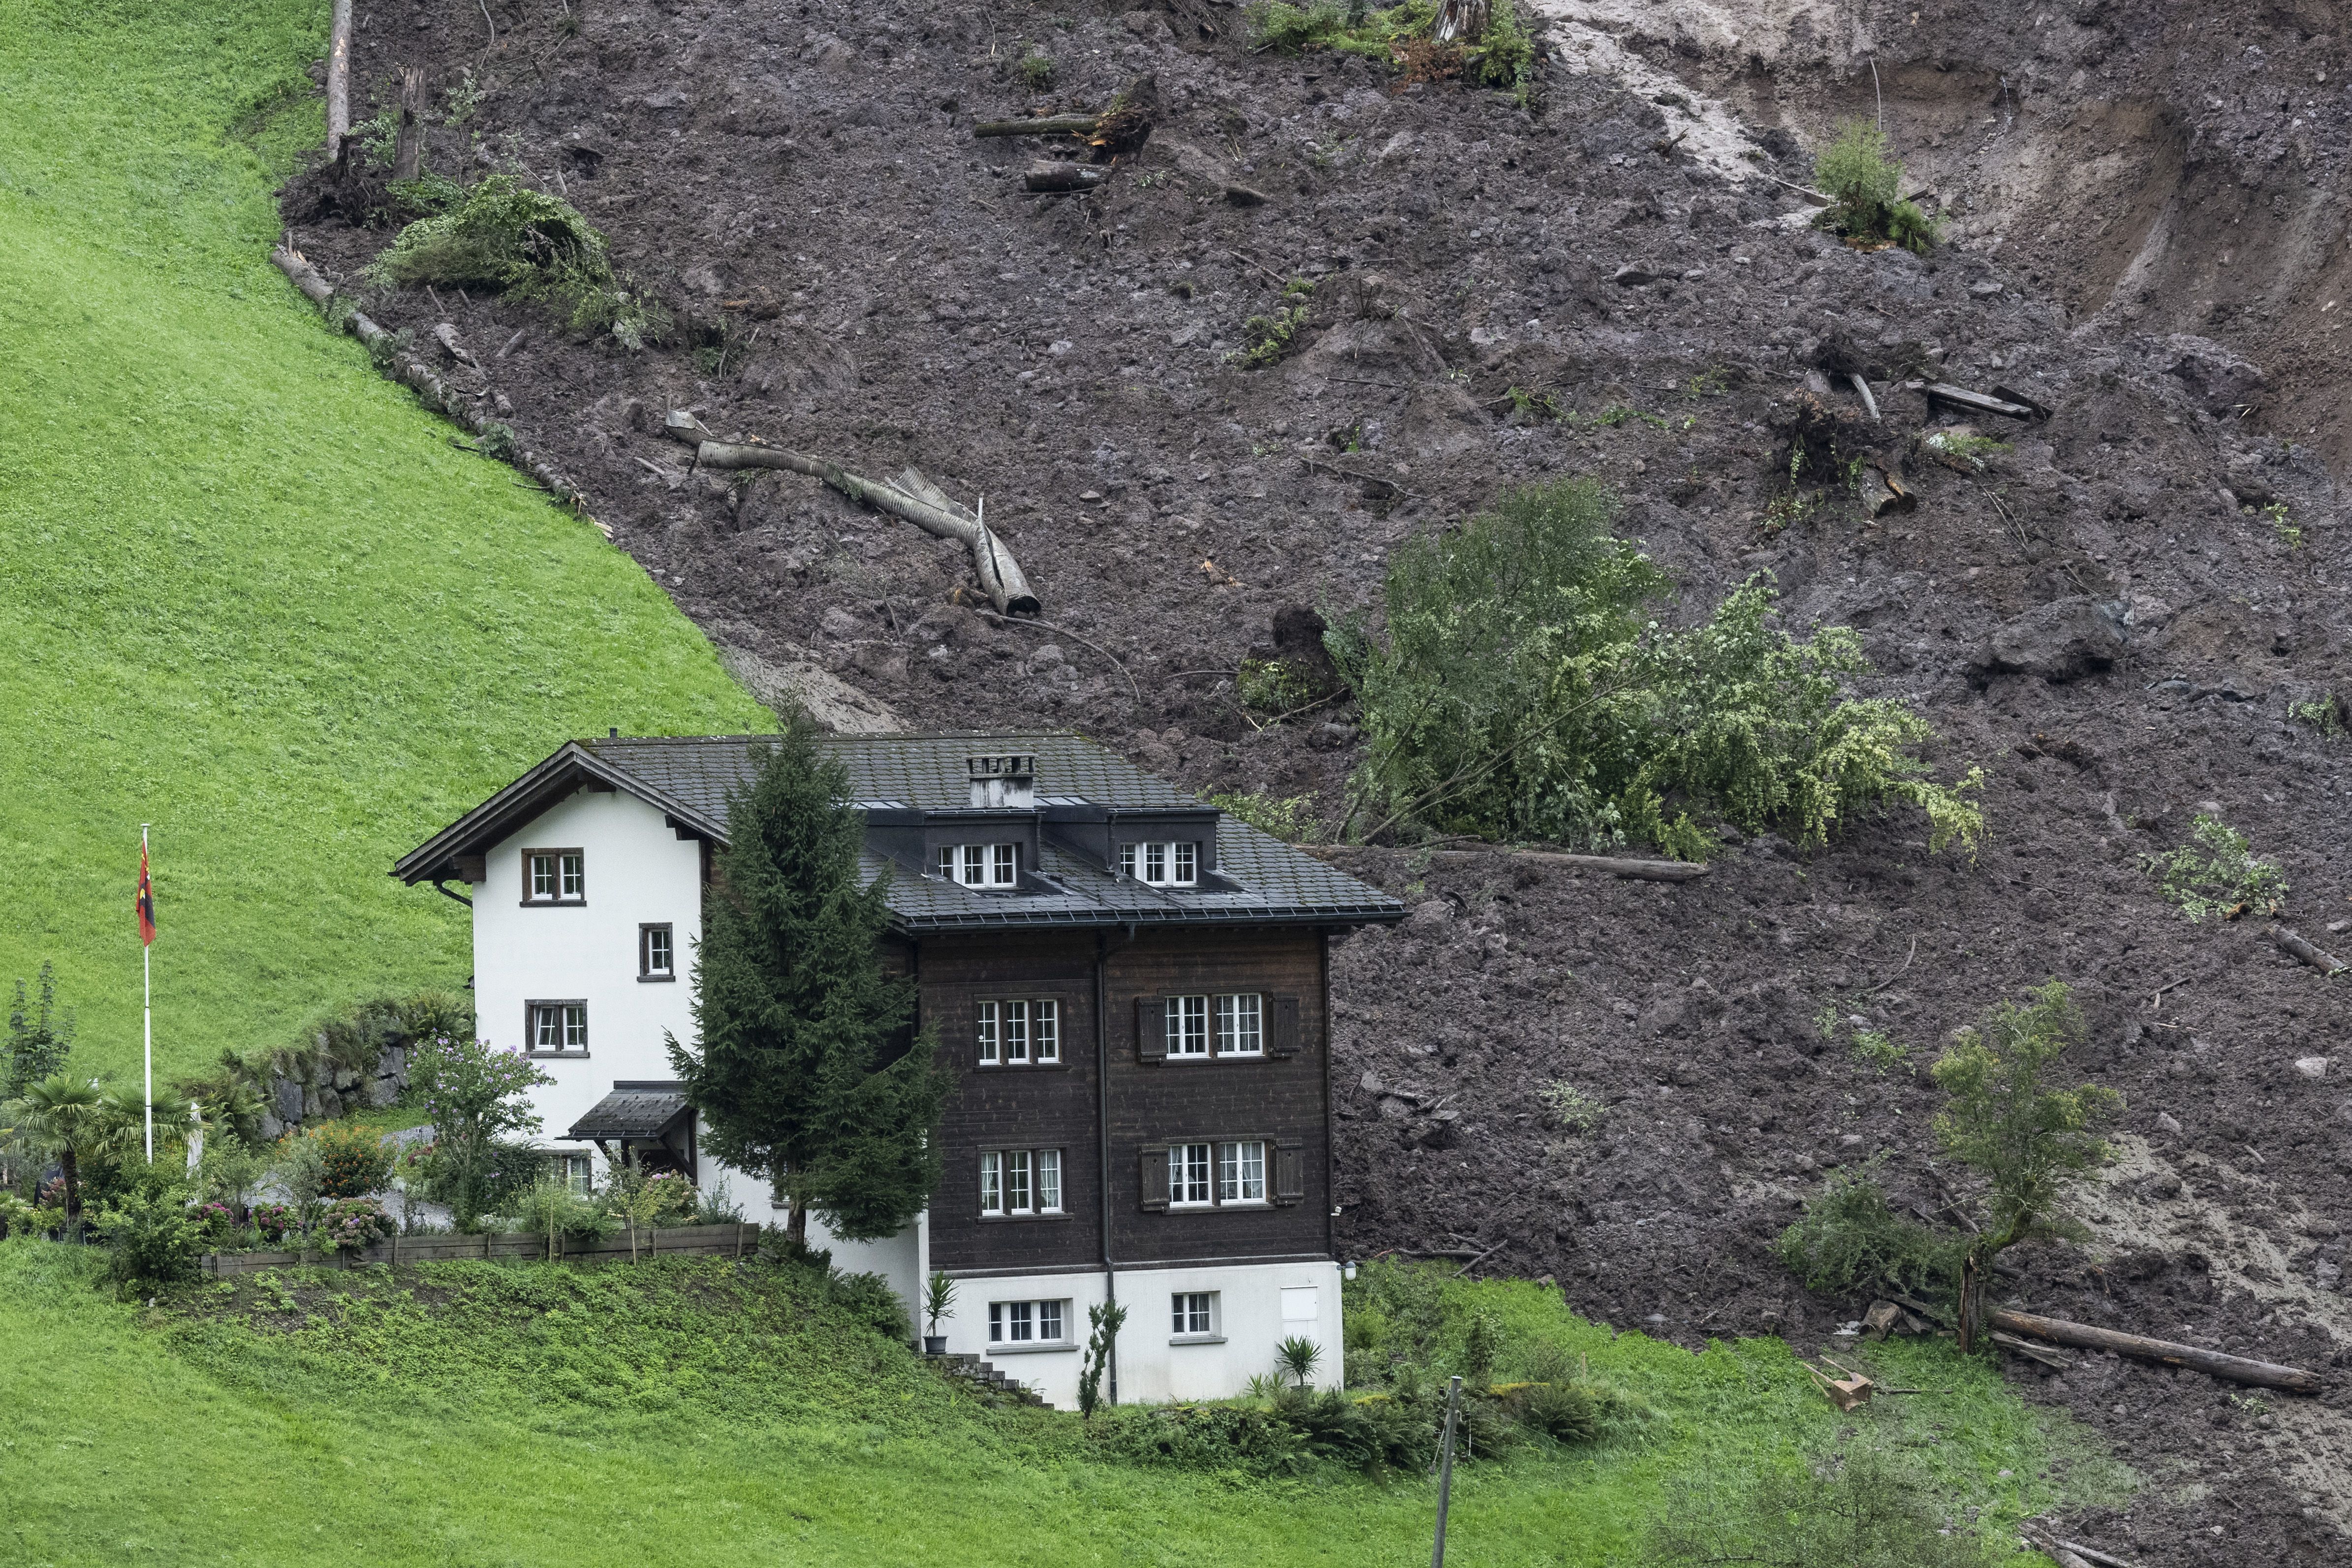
[915,926,1334,1279]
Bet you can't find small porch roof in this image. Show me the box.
[565,1084,692,1142]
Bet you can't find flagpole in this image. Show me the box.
[143,824,153,1165]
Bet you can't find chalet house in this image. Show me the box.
[394,731,1403,1407]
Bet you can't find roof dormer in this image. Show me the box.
[967,752,1036,809]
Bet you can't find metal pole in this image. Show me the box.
[142,824,153,1165]
[1432,1374,1463,1568]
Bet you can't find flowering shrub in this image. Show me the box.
[321,1197,394,1252]
[250,1201,299,1245]
[308,1120,395,1199]
[407,1033,550,1229]
[192,1201,242,1246]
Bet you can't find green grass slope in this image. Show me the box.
[0,0,769,1086]
[0,1242,2126,1567]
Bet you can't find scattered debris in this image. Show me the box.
[1989,1329,2075,1370]
[1855,465,1915,518]
[1847,373,1882,423]
[1309,846,1710,882]
[1023,162,1106,195]
[1918,381,2045,421]
[1803,1354,1875,1411]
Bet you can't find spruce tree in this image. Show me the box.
[670,726,948,1242]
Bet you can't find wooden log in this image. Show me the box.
[326,0,354,159]
[1989,1329,2073,1369]
[391,65,424,182]
[973,114,1102,138]
[1921,382,2038,421]
[1848,372,1882,423]
[2058,1541,2141,1568]
[267,246,608,537]
[697,439,1042,616]
[2270,924,2348,977]
[1313,844,1709,882]
[1023,161,1106,194]
[1985,1307,2321,1393]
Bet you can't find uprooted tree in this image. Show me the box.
[669,723,950,1244]
[1328,477,1983,860]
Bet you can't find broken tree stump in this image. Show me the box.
[974,114,1102,138]
[1985,1307,2322,1393]
[2270,924,2348,977]
[392,65,424,182]
[1023,162,1107,194]
[695,439,1042,616]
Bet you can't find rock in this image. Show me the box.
[2157,1110,2184,1134]
[256,1112,284,1142]
[2160,333,2265,411]
[1610,264,1656,286]
[273,1077,304,1126]
[640,87,691,111]
[1972,597,2126,683]
[1359,1068,1386,1095]
[2294,1057,2332,1080]
[1122,8,1169,35]
[1222,183,1270,207]
[1404,899,1452,933]
[819,606,862,641]
[301,1085,323,1122]
[1967,279,2004,298]
[316,1087,344,1120]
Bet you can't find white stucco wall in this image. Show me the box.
[472,788,703,1145]
[932,1260,1343,1409]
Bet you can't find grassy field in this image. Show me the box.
[0,0,769,1089]
[0,1241,2128,1568]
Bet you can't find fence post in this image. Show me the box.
[1432,1374,1463,1568]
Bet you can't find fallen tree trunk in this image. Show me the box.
[1310,845,1710,882]
[1920,381,2040,421]
[974,115,1102,138]
[2270,924,2348,977]
[1986,1307,2322,1393]
[1023,161,1107,193]
[696,441,1042,616]
[268,246,607,536]
[326,0,354,159]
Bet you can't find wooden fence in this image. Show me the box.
[200,1223,765,1276]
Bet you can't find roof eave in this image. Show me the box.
[392,741,730,884]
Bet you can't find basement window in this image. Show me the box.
[1119,841,1198,887]
[938,843,1019,887]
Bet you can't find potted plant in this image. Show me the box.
[922,1269,956,1356]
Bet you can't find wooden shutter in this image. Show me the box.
[1135,996,1166,1064]
[1139,1146,1169,1212]
[1268,995,1302,1059]
[1273,1141,1305,1205]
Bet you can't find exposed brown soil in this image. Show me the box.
[286,1,2352,1560]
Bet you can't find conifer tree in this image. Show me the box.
[670,726,948,1242]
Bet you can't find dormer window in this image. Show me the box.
[939,843,1019,888]
[1120,841,1197,887]
[523,849,584,904]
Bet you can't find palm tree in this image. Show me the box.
[3,1075,108,1232]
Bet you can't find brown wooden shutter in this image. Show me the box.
[1273,1141,1305,1205]
[1269,995,1302,1059]
[1139,1146,1169,1212]
[1135,996,1166,1064]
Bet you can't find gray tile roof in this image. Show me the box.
[400,731,1404,933]
[566,1087,691,1140]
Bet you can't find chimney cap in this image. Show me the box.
[966,753,1035,780]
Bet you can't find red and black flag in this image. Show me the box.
[136,839,157,947]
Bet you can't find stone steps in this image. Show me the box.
[937,1352,1050,1407]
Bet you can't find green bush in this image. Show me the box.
[366,175,667,349]
[827,1269,912,1343]
[2142,813,2287,921]
[1649,1443,1998,1568]
[1337,479,1982,858]
[1775,1160,1959,1298]
[92,1185,204,1291]
[1092,1400,1311,1474]
[1206,791,1327,844]
[306,1120,394,1199]
[1227,279,1316,369]
[1814,123,1942,255]
[1015,48,1056,92]
[319,1197,394,1252]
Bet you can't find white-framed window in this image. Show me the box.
[524,849,585,903]
[1217,1140,1266,1204]
[1170,1141,1213,1206]
[640,923,674,980]
[1214,994,1262,1056]
[1164,995,1209,1059]
[979,1148,1064,1216]
[938,843,1019,888]
[528,1002,588,1054]
[1119,841,1199,887]
[553,1151,594,1195]
[975,1002,1063,1069]
[1171,1291,1219,1338]
[989,1298,1069,1345]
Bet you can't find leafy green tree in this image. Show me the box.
[1336,480,1981,858]
[1933,981,2119,1258]
[4,962,75,1100]
[1815,122,1943,255]
[3,1075,114,1230]
[670,726,950,1242]
[407,1032,550,1230]
[93,1185,204,1291]
[1078,1299,1129,1417]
